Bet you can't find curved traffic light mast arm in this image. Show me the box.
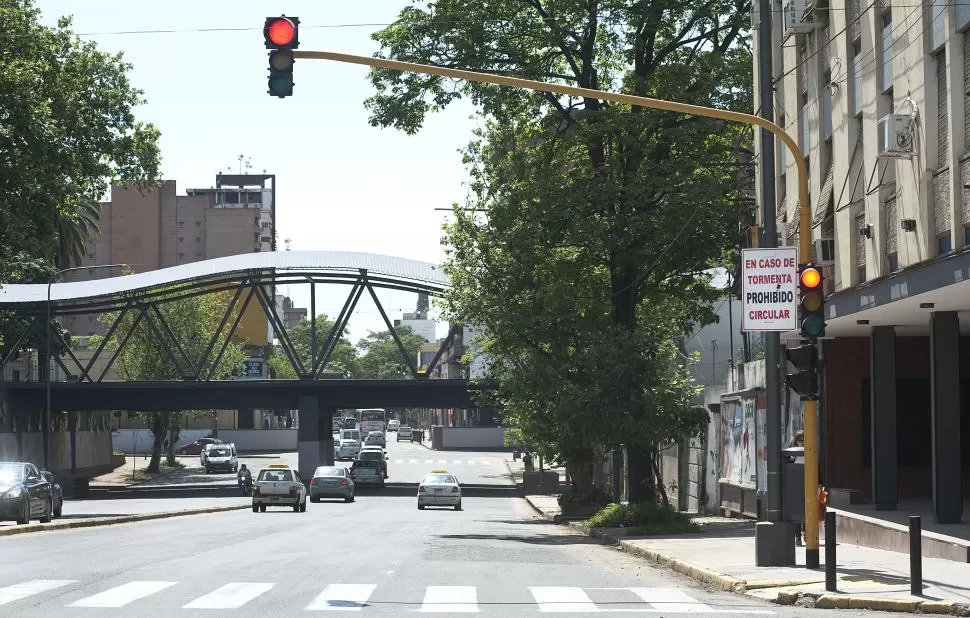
[291,47,819,566]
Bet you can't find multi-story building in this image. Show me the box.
[754,0,969,521]
[393,292,436,342]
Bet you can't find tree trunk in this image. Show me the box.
[147,412,167,473]
[567,453,595,492]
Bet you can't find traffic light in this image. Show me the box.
[785,344,819,398]
[798,263,826,339]
[264,16,300,98]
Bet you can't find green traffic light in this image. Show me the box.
[801,314,825,337]
[268,74,293,97]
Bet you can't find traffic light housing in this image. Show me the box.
[264,16,299,98]
[785,343,819,398]
[798,263,826,339]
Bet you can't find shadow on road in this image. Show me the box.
[435,532,601,546]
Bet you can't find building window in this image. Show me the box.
[855,212,867,283]
[195,236,201,243]
[851,40,863,117]
[177,221,184,228]
[937,50,949,169]
[886,196,898,271]
[178,237,184,243]
[880,11,893,93]
[178,252,184,259]
[938,233,953,255]
[195,220,202,227]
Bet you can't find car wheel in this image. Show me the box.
[454,500,462,512]
[252,504,259,513]
[54,502,62,518]
[39,498,52,523]
[259,505,266,512]
[418,504,425,510]
[299,501,307,512]
[16,498,30,525]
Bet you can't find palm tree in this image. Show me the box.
[55,200,102,268]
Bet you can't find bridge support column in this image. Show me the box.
[297,396,333,482]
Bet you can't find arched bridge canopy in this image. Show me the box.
[0,251,450,313]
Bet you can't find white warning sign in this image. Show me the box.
[741,247,798,332]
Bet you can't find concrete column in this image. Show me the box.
[296,397,334,482]
[870,326,898,510]
[930,311,963,524]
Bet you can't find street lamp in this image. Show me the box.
[45,263,131,473]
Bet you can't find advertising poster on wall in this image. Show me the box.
[720,397,758,489]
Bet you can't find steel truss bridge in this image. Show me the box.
[0,251,467,389]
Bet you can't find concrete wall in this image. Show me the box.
[111,428,297,453]
[0,430,113,474]
[435,426,507,450]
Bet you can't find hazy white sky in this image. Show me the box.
[35,0,481,344]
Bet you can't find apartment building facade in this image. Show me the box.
[754,0,969,522]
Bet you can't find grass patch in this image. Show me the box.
[162,459,186,469]
[584,502,699,535]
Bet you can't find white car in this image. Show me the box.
[252,464,307,513]
[387,420,401,432]
[417,470,462,511]
[335,439,360,461]
[397,426,413,442]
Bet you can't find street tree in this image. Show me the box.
[267,315,358,379]
[0,0,160,352]
[98,291,247,472]
[368,0,753,502]
[355,327,426,379]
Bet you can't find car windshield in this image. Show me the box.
[359,451,382,460]
[0,463,24,484]
[423,474,457,484]
[400,427,412,431]
[353,460,379,469]
[314,467,345,477]
[209,449,230,457]
[340,440,359,446]
[258,469,293,482]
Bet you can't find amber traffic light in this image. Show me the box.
[798,263,825,339]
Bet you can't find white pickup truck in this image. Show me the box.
[252,464,306,513]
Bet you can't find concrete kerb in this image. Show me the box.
[522,496,970,615]
[0,504,250,538]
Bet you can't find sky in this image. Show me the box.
[34,0,482,345]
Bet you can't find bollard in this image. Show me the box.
[910,516,922,596]
[824,510,837,591]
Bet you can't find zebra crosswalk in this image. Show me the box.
[0,579,775,613]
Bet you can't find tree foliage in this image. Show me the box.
[355,326,427,379]
[0,0,161,351]
[98,291,246,472]
[267,315,358,379]
[368,0,753,501]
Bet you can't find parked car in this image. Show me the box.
[0,462,53,525]
[175,437,222,457]
[39,471,63,518]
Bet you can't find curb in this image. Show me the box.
[522,496,970,616]
[0,504,250,538]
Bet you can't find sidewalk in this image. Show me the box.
[507,459,970,615]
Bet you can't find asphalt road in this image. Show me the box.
[0,483,894,616]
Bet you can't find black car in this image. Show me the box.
[0,462,53,525]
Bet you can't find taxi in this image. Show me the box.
[252,464,307,513]
[417,469,462,511]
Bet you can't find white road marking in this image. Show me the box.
[182,582,275,609]
[424,459,433,464]
[306,583,376,611]
[420,585,479,613]
[0,580,75,606]
[530,586,600,613]
[629,588,714,613]
[69,581,176,608]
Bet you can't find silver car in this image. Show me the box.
[309,466,355,503]
[335,439,360,461]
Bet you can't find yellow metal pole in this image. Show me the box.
[293,48,817,562]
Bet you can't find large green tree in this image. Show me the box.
[98,291,246,472]
[367,0,753,501]
[267,314,358,379]
[355,327,427,379]
[0,0,161,352]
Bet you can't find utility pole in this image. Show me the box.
[752,0,797,567]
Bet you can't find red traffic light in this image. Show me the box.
[267,18,295,46]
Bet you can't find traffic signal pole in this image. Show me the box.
[289,45,817,567]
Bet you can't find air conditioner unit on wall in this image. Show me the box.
[877,114,915,158]
[783,0,819,37]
